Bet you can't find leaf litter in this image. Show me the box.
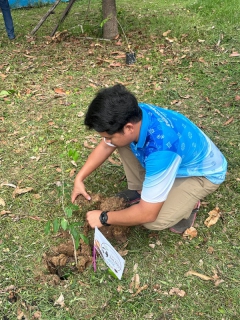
[0,197,6,206]
[185,270,224,286]
[204,207,221,228]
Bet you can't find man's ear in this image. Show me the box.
[124,123,134,133]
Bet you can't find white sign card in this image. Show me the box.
[94,227,125,280]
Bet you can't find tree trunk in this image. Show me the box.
[102,0,118,39]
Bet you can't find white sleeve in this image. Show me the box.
[141,155,182,203]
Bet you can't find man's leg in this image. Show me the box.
[116,145,145,204]
[143,177,220,231]
[1,0,15,39]
[117,145,145,190]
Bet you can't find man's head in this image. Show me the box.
[84,84,142,135]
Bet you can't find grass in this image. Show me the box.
[0,0,240,319]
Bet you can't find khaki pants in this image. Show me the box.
[118,146,220,230]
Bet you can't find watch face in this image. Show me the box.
[100,211,110,226]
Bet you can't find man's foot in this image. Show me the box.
[169,200,201,234]
[8,35,15,40]
[116,189,141,205]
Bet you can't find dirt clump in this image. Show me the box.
[43,221,92,278]
[76,194,130,243]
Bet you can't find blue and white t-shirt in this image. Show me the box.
[130,103,227,203]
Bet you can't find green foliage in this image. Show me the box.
[44,151,88,250]
[68,149,80,162]
[44,196,87,250]
[100,16,111,28]
[0,89,16,99]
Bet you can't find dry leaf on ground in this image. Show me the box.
[54,293,65,307]
[204,207,221,227]
[69,168,76,177]
[229,51,240,57]
[84,141,95,149]
[12,187,33,198]
[207,246,214,254]
[54,88,66,94]
[163,30,171,37]
[185,270,213,281]
[3,285,16,292]
[169,287,186,297]
[0,197,6,206]
[132,284,148,297]
[223,117,234,126]
[149,243,156,248]
[133,263,138,272]
[108,157,121,166]
[130,273,140,290]
[183,227,198,239]
[0,210,11,215]
[1,182,17,188]
[33,311,41,319]
[77,111,84,117]
[17,311,27,320]
[118,249,128,257]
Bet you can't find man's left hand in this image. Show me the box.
[86,210,103,228]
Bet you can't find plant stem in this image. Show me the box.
[70,232,78,267]
[60,160,78,265]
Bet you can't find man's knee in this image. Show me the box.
[142,221,171,231]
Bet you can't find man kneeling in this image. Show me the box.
[71,85,227,234]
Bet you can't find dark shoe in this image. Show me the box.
[8,35,15,40]
[169,201,201,234]
[116,189,141,205]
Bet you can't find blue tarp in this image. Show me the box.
[9,0,56,9]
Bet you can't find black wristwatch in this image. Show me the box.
[99,211,111,226]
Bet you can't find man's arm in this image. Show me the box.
[86,199,164,228]
[71,139,116,202]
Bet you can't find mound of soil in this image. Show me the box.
[75,193,130,243]
[43,194,130,279]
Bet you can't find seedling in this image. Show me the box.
[44,159,88,266]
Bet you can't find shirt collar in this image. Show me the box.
[131,107,149,149]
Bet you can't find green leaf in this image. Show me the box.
[80,234,89,244]
[71,221,84,227]
[74,236,80,250]
[44,221,51,235]
[0,90,10,98]
[100,17,110,28]
[70,227,80,250]
[7,89,16,94]
[72,151,79,162]
[68,149,79,162]
[65,207,73,218]
[61,218,68,231]
[53,218,60,233]
[68,149,74,157]
[67,203,79,211]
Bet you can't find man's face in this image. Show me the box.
[99,123,137,148]
[100,131,130,148]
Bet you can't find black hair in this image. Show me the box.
[84,84,142,134]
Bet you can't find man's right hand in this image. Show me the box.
[71,180,91,203]
[71,139,115,203]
